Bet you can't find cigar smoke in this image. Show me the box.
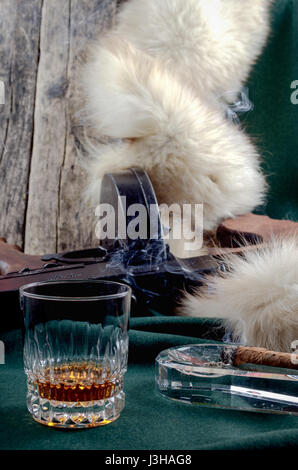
[225,87,254,124]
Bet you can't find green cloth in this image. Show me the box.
[246,0,298,221]
[1,317,298,451]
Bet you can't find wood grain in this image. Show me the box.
[56,0,117,253]
[0,0,43,249]
[24,0,71,255]
[0,0,117,255]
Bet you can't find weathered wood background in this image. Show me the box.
[0,0,120,254]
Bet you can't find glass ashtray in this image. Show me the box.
[155,344,298,415]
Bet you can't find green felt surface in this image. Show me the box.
[1,317,298,451]
[245,0,298,221]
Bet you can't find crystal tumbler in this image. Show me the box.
[20,280,131,429]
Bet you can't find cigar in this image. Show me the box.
[220,345,298,371]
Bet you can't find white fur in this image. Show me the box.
[81,35,266,230]
[115,0,272,106]
[179,237,298,352]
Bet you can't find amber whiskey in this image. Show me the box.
[36,362,116,402]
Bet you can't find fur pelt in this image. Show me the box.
[114,0,272,108]
[179,237,298,353]
[81,35,265,230]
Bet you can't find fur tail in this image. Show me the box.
[179,236,298,352]
[115,0,272,105]
[80,34,265,230]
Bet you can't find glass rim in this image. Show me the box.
[19,279,132,302]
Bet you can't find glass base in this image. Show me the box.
[27,379,125,428]
[32,413,121,429]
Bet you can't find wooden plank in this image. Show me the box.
[57,0,118,253]
[0,0,118,255]
[24,0,72,254]
[24,0,118,254]
[0,0,43,249]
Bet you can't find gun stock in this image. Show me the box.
[0,238,44,275]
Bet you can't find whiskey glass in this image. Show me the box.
[20,280,131,429]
